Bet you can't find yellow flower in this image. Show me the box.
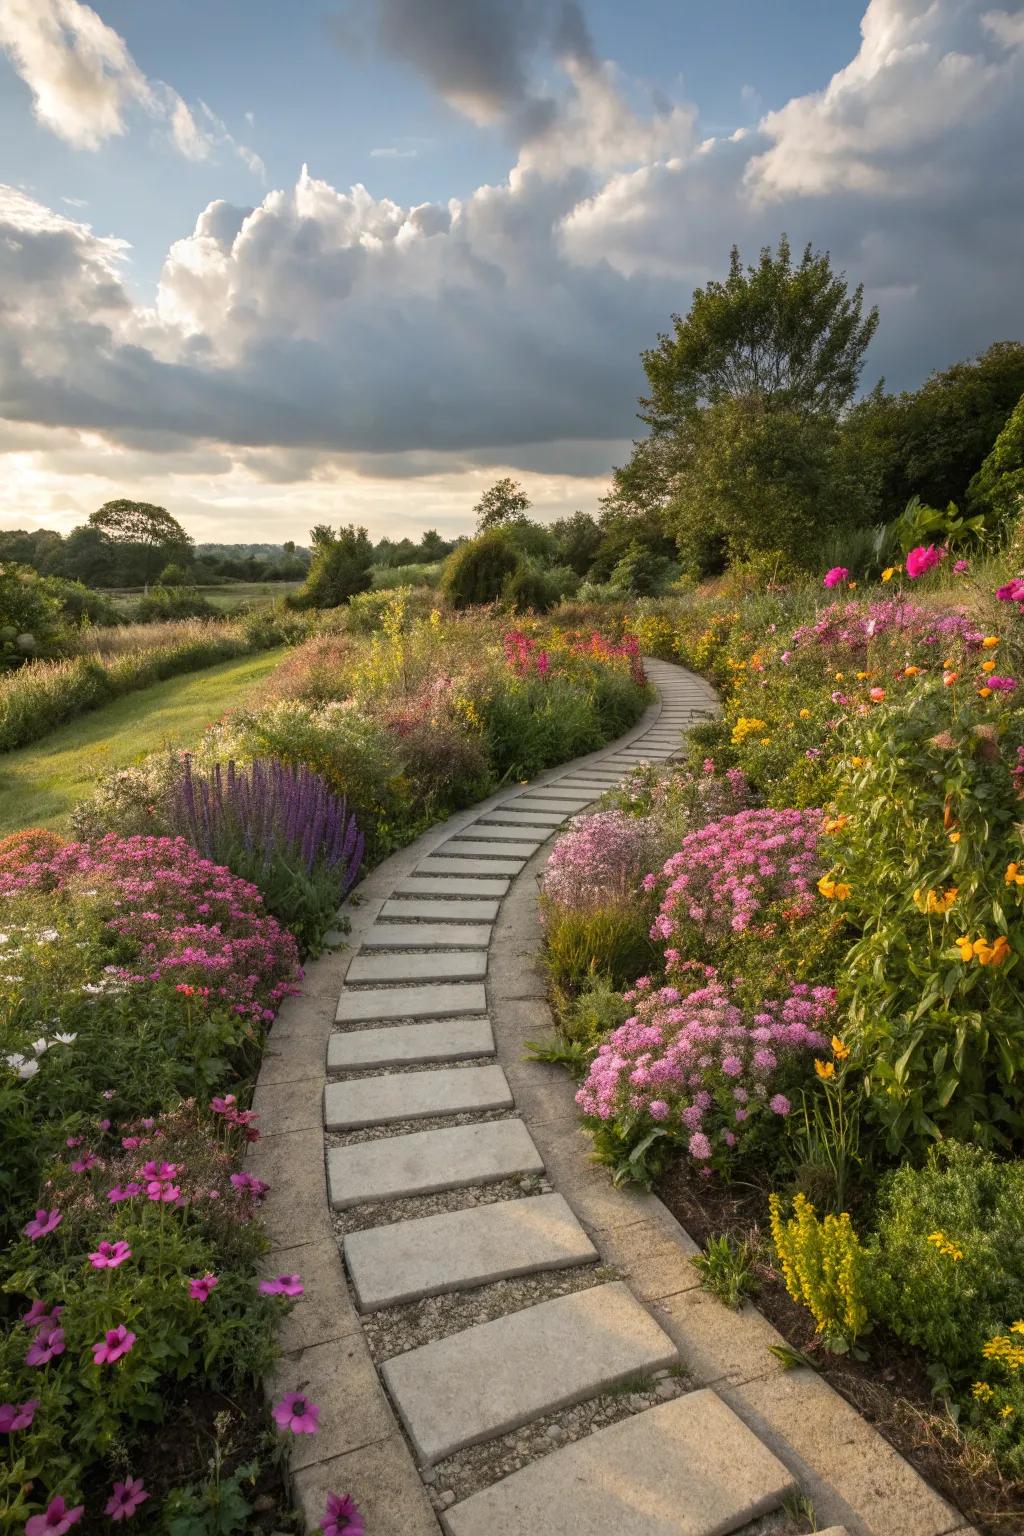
[949,831,961,844]
[831,1035,850,1061]
[1009,1321,1024,1335]
[927,1230,964,1262]
[914,886,958,914]
[956,934,975,961]
[850,755,864,769]
[983,635,1000,649]
[881,567,895,582]
[903,665,921,677]
[731,717,767,745]
[982,659,997,672]
[799,708,811,719]
[814,1059,835,1080]
[817,874,850,901]
[973,1382,994,1401]
[958,933,1012,966]
[835,672,845,682]
[1002,1404,1015,1419]
[824,815,848,835]
[856,670,870,681]
[1006,863,1024,887]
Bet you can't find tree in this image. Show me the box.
[88,499,192,584]
[418,529,448,561]
[441,529,523,609]
[968,392,1024,533]
[550,511,602,576]
[474,478,531,532]
[294,524,373,608]
[640,235,878,433]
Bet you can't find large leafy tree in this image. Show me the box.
[968,391,1024,533]
[474,477,531,532]
[87,499,192,584]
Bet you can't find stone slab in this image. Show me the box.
[393,875,509,896]
[506,800,580,815]
[417,856,526,876]
[443,1389,796,1536]
[382,1281,678,1465]
[476,809,566,827]
[438,839,541,859]
[361,921,491,949]
[450,824,546,844]
[292,1433,439,1536]
[328,1017,495,1071]
[515,790,594,804]
[324,1063,513,1130]
[345,1192,597,1310]
[380,897,500,921]
[347,949,487,984]
[327,1118,544,1208]
[336,980,487,1022]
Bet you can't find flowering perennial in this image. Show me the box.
[542,810,657,910]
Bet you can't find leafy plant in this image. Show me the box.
[769,1192,872,1354]
[693,1233,759,1308]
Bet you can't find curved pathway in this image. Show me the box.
[252,660,970,1536]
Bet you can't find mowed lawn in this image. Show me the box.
[0,648,287,834]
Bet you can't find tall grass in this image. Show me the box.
[73,616,247,659]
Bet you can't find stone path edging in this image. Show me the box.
[250,660,975,1536]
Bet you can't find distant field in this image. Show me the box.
[0,647,286,834]
[106,582,302,613]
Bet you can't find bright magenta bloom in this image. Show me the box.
[0,1399,38,1432]
[272,1392,320,1434]
[24,1209,62,1241]
[822,566,849,588]
[104,1477,149,1522]
[260,1273,304,1297]
[25,1496,84,1535]
[322,1492,365,1536]
[188,1273,218,1303]
[21,1301,60,1331]
[26,1323,64,1367]
[88,1241,132,1270]
[107,1183,144,1203]
[905,544,943,579]
[92,1325,136,1365]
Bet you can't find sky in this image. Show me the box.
[0,0,1022,546]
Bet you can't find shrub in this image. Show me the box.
[575,967,833,1186]
[543,811,657,910]
[544,905,659,994]
[0,562,64,667]
[502,558,560,613]
[293,524,374,609]
[769,1192,872,1352]
[171,758,364,955]
[968,391,1024,534]
[441,529,522,609]
[605,759,751,845]
[131,585,218,621]
[554,973,631,1048]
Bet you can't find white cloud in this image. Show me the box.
[0,0,262,172]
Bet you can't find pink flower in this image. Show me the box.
[107,1184,143,1204]
[954,559,970,573]
[272,1392,320,1434]
[996,578,1024,603]
[321,1492,365,1536]
[988,675,1017,692]
[24,1209,61,1241]
[25,1496,84,1536]
[26,1323,65,1366]
[230,1171,269,1198]
[688,1132,712,1161]
[22,1301,60,1331]
[104,1477,149,1522]
[823,567,849,589]
[188,1273,218,1303]
[905,544,943,580]
[92,1325,136,1365]
[769,1094,791,1116]
[0,1399,38,1432]
[260,1274,305,1297]
[88,1241,131,1270]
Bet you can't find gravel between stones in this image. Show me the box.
[422,1368,690,1508]
[361,1261,618,1362]
[331,1173,550,1235]
[326,1056,495,1081]
[325,1106,517,1147]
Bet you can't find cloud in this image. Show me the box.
[370,145,419,159]
[0,0,1021,525]
[0,0,262,172]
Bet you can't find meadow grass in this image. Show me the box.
[0,647,286,833]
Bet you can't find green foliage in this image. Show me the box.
[88,499,193,584]
[550,510,603,576]
[769,1192,873,1353]
[293,523,374,608]
[968,391,1024,534]
[553,972,630,1048]
[0,562,64,666]
[543,903,658,993]
[501,558,561,613]
[890,494,986,555]
[441,528,523,608]
[871,1143,1024,1384]
[693,1234,759,1309]
[132,585,218,622]
[474,476,531,531]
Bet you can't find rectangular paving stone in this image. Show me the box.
[382,1281,678,1465]
[394,876,509,898]
[509,799,583,815]
[516,789,594,803]
[336,980,487,1023]
[347,949,487,984]
[417,856,525,877]
[380,898,500,921]
[345,1193,597,1309]
[443,1389,796,1536]
[438,839,540,859]
[328,1118,544,1208]
[361,922,491,949]
[324,1063,513,1130]
[328,1017,494,1071]
[476,809,565,827]
[453,824,546,844]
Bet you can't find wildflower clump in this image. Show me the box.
[769,1192,872,1351]
[542,811,657,911]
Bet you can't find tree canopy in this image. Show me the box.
[474,477,531,531]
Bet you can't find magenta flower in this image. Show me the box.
[272,1392,320,1434]
[905,544,943,580]
[953,559,970,573]
[107,1183,143,1203]
[24,1209,61,1242]
[230,1170,269,1197]
[104,1477,149,1522]
[321,1492,365,1536]
[210,1094,237,1114]
[92,1325,137,1365]
[188,1273,218,1303]
[146,1180,181,1203]
[996,578,1024,603]
[260,1274,304,1297]
[88,1241,132,1270]
[70,1152,99,1174]
[25,1496,84,1536]
[26,1323,65,1367]
[0,1399,38,1432]
[22,1301,60,1331]
[822,566,849,589]
[988,675,1017,692]
[769,1094,791,1116]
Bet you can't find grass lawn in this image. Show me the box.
[0,647,287,834]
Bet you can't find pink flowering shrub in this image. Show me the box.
[0,834,301,1022]
[607,758,751,836]
[790,599,984,660]
[650,807,823,950]
[543,811,657,910]
[576,966,834,1184]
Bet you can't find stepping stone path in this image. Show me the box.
[314,661,919,1534]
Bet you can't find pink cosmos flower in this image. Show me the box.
[107,1184,143,1204]
[188,1273,218,1303]
[0,1399,38,1432]
[25,1496,84,1536]
[272,1392,320,1434]
[104,1477,149,1522]
[260,1274,305,1297]
[92,1325,137,1365]
[823,567,849,589]
[26,1323,65,1366]
[905,544,943,580]
[24,1209,61,1241]
[996,578,1024,603]
[22,1301,60,1331]
[321,1492,365,1536]
[211,1094,238,1114]
[89,1241,132,1270]
[70,1152,99,1174]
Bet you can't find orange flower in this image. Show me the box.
[949,831,961,844]
[869,687,886,702]
[982,660,997,673]
[824,815,848,835]
[982,636,1000,649]
[814,1060,835,1080]
[831,1036,850,1061]
[979,687,993,698]
[1006,863,1024,887]
[904,665,921,676]
[943,671,959,687]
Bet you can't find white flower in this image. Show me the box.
[36,929,59,943]
[0,932,8,944]
[31,1038,49,1055]
[17,1059,39,1081]
[52,1032,77,1046]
